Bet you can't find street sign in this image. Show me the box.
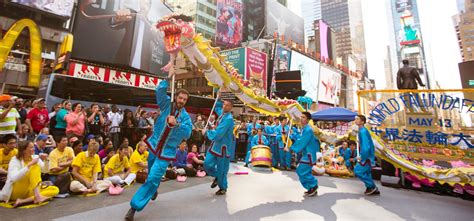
[469,80,474,86]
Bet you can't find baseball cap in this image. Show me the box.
[69,137,79,143]
[0,95,12,102]
[37,134,48,141]
[35,98,45,103]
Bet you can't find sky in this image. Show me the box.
[289,0,463,90]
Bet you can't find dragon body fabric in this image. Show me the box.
[155,15,473,186]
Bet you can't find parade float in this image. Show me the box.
[153,14,473,195]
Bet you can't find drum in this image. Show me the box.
[251,145,272,168]
[136,171,148,183]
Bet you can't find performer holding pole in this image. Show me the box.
[276,118,291,170]
[353,115,380,196]
[125,67,193,220]
[203,93,235,195]
[284,112,319,197]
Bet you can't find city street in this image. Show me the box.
[2,163,472,221]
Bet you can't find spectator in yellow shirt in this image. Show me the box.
[130,141,148,174]
[104,144,135,186]
[121,138,134,158]
[0,135,18,188]
[48,136,75,194]
[0,141,58,207]
[70,141,111,194]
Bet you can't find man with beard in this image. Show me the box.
[125,74,192,220]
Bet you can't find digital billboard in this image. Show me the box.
[246,48,267,94]
[318,66,341,104]
[11,0,74,18]
[221,47,246,78]
[274,45,291,72]
[265,0,305,46]
[395,0,412,13]
[290,51,320,101]
[319,20,329,60]
[216,0,244,48]
[71,0,171,77]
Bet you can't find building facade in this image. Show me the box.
[387,0,431,89]
[456,0,474,61]
[301,0,322,44]
[0,3,71,98]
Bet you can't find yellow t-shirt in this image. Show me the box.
[72,151,101,182]
[130,149,149,174]
[0,148,18,170]
[49,147,75,175]
[103,154,130,178]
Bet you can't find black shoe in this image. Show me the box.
[125,208,136,221]
[365,187,379,195]
[211,177,218,189]
[215,189,227,195]
[306,186,318,197]
[151,191,158,201]
[244,164,248,168]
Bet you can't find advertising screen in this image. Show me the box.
[221,47,246,78]
[216,0,244,48]
[246,48,267,93]
[274,45,291,72]
[11,0,74,17]
[290,51,320,101]
[265,0,304,46]
[318,66,341,104]
[71,0,171,77]
[319,20,329,60]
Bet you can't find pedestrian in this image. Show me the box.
[125,79,192,221]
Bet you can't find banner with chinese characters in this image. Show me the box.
[358,89,474,185]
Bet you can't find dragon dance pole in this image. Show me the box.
[202,89,221,135]
[285,119,293,149]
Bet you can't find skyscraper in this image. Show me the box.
[301,0,322,44]
[320,0,366,73]
[456,0,474,61]
[387,0,430,88]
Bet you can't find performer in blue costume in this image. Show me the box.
[204,98,235,195]
[268,117,280,167]
[245,117,260,166]
[285,112,319,197]
[250,128,269,148]
[354,115,380,195]
[275,118,291,170]
[344,140,357,171]
[125,79,193,220]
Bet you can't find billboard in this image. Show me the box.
[71,0,171,77]
[246,48,267,94]
[290,51,320,101]
[318,66,341,104]
[395,0,412,12]
[221,47,246,78]
[11,0,74,17]
[216,0,244,48]
[265,0,304,46]
[319,20,329,60]
[274,45,291,72]
[399,12,420,45]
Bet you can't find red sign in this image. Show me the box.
[68,62,161,90]
[245,47,267,92]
